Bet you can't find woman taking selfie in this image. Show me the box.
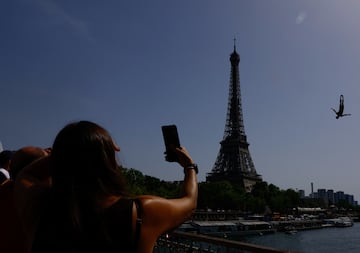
[15,120,198,253]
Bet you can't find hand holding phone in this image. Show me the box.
[161,125,181,162]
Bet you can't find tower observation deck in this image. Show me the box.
[206,45,262,192]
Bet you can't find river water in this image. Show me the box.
[240,222,360,253]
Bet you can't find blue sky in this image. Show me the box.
[1,0,360,201]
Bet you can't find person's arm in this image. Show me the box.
[136,147,198,251]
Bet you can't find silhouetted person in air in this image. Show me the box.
[332,95,351,119]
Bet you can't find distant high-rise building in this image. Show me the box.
[318,189,328,206]
[345,194,354,206]
[334,191,345,204]
[318,189,327,199]
[206,43,262,192]
[306,187,357,206]
[327,189,334,204]
[298,189,305,198]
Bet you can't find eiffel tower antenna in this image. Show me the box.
[207,43,262,192]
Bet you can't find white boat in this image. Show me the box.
[284,225,297,234]
[323,217,354,227]
[335,217,354,227]
[285,230,297,235]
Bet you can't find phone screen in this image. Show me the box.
[161,125,180,162]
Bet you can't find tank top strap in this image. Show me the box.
[133,198,142,250]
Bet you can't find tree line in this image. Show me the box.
[121,167,358,214]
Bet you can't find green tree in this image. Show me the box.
[122,167,304,214]
[198,181,242,210]
[122,168,146,195]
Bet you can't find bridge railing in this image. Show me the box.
[154,231,301,253]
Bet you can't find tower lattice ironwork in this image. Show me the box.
[206,45,262,192]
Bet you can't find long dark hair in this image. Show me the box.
[51,120,127,231]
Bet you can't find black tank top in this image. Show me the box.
[31,198,139,253]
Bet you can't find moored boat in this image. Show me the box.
[284,225,298,234]
[323,216,354,227]
[178,220,276,237]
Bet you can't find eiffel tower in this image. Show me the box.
[206,43,262,192]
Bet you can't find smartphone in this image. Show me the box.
[161,125,181,162]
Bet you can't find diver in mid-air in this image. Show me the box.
[331,95,351,119]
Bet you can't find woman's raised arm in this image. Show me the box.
[136,147,198,252]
